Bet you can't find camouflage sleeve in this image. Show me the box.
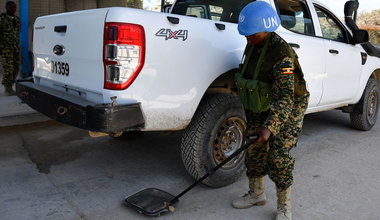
[262,56,295,136]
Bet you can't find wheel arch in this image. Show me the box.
[184,68,239,126]
[205,68,238,95]
[353,68,380,106]
[370,68,380,84]
[351,70,380,114]
[178,68,240,131]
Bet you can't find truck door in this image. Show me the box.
[275,0,325,109]
[313,4,362,106]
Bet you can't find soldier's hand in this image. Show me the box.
[255,127,271,144]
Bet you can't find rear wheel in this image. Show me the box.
[350,78,379,131]
[181,93,247,188]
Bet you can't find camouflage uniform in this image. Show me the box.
[0,12,20,88]
[240,33,310,190]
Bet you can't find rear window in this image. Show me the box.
[171,0,255,23]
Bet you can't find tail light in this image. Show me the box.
[103,22,146,90]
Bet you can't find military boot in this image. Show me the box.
[5,85,16,96]
[232,177,266,209]
[276,186,292,220]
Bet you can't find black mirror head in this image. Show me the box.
[353,29,369,44]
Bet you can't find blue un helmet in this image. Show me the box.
[238,1,281,36]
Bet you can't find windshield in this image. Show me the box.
[171,0,256,23]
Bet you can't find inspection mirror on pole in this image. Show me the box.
[124,136,258,217]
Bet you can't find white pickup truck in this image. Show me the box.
[17,0,380,187]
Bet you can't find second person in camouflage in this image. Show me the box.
[0,0,20,96]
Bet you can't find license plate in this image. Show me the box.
[51,61,70,76]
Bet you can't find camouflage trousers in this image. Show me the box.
[1,47,20,87]
[245,93,309,190]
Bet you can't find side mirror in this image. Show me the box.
[353,29,369,44]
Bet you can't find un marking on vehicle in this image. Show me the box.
[156,28,188,41]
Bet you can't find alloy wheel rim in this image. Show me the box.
[367,89,378,125]
[213,117,246,168]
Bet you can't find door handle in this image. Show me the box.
[167,16,180,24]
[289,43,300,49]
[329,49,339,54]
[215,23,225,30]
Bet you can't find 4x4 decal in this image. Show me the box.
[156,28,188,41]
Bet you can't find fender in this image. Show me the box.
[354,56,380,105]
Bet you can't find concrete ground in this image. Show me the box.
[0,110,380,220]
[0,67,50,127]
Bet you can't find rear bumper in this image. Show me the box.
[16,80,145,133]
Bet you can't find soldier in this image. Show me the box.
[232,2,309,220]
[0,0,20,96]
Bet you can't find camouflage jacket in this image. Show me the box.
[240,32,309,136]
[0,13,20,50]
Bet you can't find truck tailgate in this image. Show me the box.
[33,8,109,101]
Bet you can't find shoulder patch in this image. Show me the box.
[282,67,293,74]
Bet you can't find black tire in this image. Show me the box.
[350,78,379,131]
[181,93,247,188]
[110,131,144,140]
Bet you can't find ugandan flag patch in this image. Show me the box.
[282,67,293,74]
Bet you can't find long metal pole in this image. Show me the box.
[170,136,258,205]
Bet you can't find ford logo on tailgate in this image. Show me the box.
[53,45,65,56]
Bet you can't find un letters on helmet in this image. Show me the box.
[263,16,279,30]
